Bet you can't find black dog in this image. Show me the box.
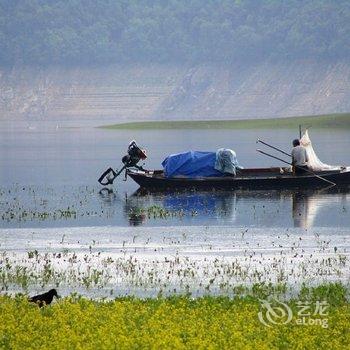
[29,289,59,307]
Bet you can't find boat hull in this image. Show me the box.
[127,168,350,191]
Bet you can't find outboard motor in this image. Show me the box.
[121,141,147,168]
[98,140,147,185]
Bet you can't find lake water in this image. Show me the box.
[1,120,350,297]
[1,122,350,229]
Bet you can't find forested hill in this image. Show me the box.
[0,0,349,67]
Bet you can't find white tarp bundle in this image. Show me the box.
[214,148,243,175]
[300,130,339,171]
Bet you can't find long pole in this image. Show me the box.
[256,149,290,165]
[256,149,336,186]
[257,139,291,158]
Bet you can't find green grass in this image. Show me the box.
[101,113,350,130]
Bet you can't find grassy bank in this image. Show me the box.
[102,113,350,130]
[1,284,349,349]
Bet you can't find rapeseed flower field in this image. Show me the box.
[1,284,349,350]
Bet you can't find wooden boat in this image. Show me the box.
[127,167,350,191]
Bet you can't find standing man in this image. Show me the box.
[291,139,309,175]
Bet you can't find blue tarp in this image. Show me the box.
[162,151,223,178]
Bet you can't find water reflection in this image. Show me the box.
[98,187,147,226]
[125,187,350,228]
[292,192,310,228]
[98,188,117,204]
[2,185,349,229]
[292,189,350,228]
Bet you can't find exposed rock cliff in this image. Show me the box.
[1,61,349,122]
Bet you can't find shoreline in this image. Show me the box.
[101,113,350,130]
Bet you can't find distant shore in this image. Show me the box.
[101,113,350,130]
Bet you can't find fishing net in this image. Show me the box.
[300,130,339,171]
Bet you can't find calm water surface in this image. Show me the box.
[1,122,350,229]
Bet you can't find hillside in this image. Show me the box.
[0,0,350,66]
[1,1,349,66]
[1,1,349,122]
[1,61,349,122]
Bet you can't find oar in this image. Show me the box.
[256,139,292,158]
[256,149,336,186]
